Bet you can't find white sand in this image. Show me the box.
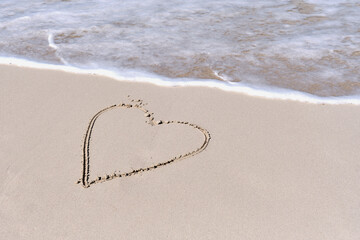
[1,65,360,239]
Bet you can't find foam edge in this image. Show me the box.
[1,56,360,105]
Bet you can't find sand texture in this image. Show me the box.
[1,65,360,239]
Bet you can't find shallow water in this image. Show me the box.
[0,0,359,97]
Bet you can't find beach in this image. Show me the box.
[1,64,360,239]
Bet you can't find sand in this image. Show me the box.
[1,64,360,239]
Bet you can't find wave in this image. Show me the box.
[2,56,360,105]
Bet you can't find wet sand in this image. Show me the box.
[1,64,360,239]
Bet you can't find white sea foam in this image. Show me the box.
[2,57,360,105]
[48,33,69,65]
[0,0,359,97]
[48,33,58,50]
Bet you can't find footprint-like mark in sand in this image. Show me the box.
[77,98,211,188]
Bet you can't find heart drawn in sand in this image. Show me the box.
[77,98,211,188]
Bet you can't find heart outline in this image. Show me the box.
[78,99,211,188]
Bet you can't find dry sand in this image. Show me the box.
[1,64,360,239]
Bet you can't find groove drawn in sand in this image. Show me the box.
[77,98,211,188]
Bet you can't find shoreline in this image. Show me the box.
[1,64,360,239]
[1,57,360,105]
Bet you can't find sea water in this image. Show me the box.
[0,0,359,101]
